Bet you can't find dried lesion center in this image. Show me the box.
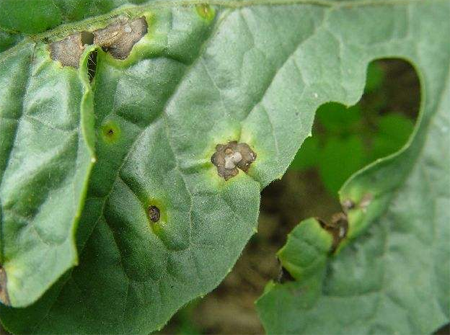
[50,16,148,68]
[211,141,257,180]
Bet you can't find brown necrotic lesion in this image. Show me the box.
[50,17,148,68]
[147,206,160,223]
[93,17,147,60]
[211,141,257,181]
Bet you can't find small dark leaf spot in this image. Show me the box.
[148,206,160,223]
[211,141,257,180]
[0,266,10,306]
[100,121,121,143]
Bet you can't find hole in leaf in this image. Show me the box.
[434,323,450,335]
[279,266,296,283]
[81,31,94,45]
[289,60,419,199]
[87,50,98,82]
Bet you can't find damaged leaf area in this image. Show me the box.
[0,7,262,335]
[256,2,450,333]
[50,17,147,67]
[49,33,85,68]
[0,40,95,308]
[211,141,257,180]
[0,1,449,335]
[93,17,147,59]
[317,212,348,253]
[0,267,9,306]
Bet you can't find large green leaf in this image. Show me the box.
[0,38,95,307]
[256,1,450,334]
[0,1,448,335]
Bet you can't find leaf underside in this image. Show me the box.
[0,1,448,335]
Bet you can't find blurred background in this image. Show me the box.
[1,60,447,335]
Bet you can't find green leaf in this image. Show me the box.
[0,0,149,35]
[256,1,450,334]
[0,1,448,335]
[318,135,365,196]
[316,103,361,134]
[289,136,320,170]
[2,5,265,334]
[364,62,385,94]
[0,42,95,307]
[370,113,414,161]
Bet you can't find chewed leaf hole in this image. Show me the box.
[211,141,257,180]
[289,59,420,198]
[100,121,121,143]
[147,206,161,223]
[279,266,296,283]
[81,31,94,45]
[256,58,420,274]
[87,50,98,82]
[436,325,450,335]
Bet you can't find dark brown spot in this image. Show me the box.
[50,33,85,68]
[0,266,10,306]
[94,17,148,60]
[107,128,114,136]
[211,141,257,181]
[148,206,160,223]
[50,17,148,68]
[317,212,348,253]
